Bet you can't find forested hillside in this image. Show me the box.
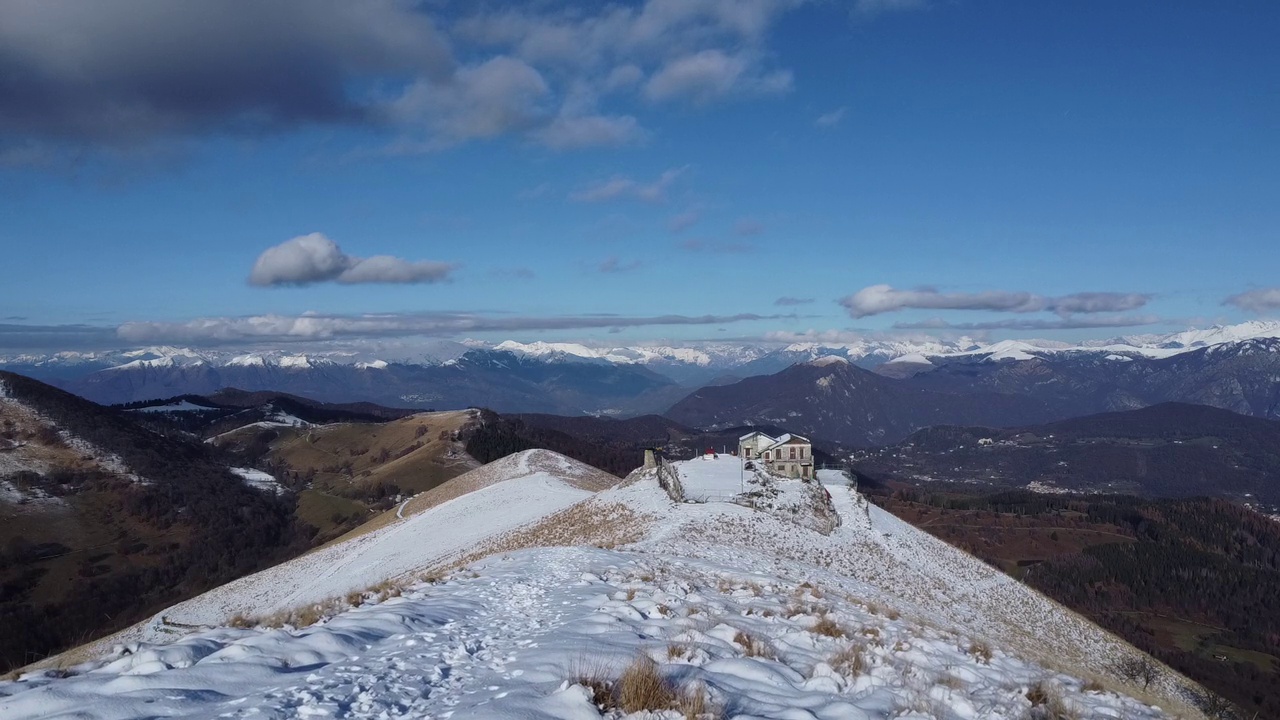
[866,483,1280,717]
[0,372,312,672]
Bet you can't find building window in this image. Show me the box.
[789,447,796,460]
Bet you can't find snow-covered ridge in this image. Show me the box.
[0,451,1204,719]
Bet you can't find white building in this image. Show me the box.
[737,431,814,479]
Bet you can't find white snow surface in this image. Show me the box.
[127,400,217,413]
[77,452,598,646]
[883,352,933,366]
[0,451,1197,720]
[230,468,283,494]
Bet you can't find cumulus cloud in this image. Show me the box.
[774,297,814,306]
[248,233,455,287]
[1223,288,1280,314]
[893,316,1163,331]
[385,56,551,148]
[3,0,824,159]
[839,284,1152,319]
[1048,292,1151,315]
[644,49,792,104]
[0,0,452,146]
[115,310,788,345]
[815,107,847,128]
[534,112,644,150]
[570,166,688,203]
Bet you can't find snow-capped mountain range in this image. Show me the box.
[3,321,1280,416]
[6,320,1279,377]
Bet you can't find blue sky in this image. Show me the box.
[1,0,1276,352]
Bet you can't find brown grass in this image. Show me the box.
[829,643,867,677]
[617,656,677,713]
[733,629,774,658]
[571,655,720,719]
[810,615,847,638]
[968,640,994,664]
[571,657,615,709]
[1025,680,1082,719]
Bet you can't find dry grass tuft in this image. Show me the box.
[968,639,993,664]
[1024,680,1082,720]
[228,613,253,629]
[733,629,774,658]
[571,658,614,710]
[810,615,846,638]
[571,654,720,719]
[625,588,637,601]
[829,643,866,677]
[676,681,723,720]
[617,656,677,713]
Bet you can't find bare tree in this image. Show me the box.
[1113,656,1160,690]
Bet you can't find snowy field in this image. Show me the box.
[229,467,282,494]
[0,451,1205,719]
[84,453,598,645]
[0,549,1183,720]
[126,400,216,413]
[677,454,749,500]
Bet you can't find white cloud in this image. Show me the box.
[841,285,1042,318]
[248,233,455,287]
[1223,287,1280,314]
[815,107,847,128]
[534,112,645,150]
[387,56,550,148]
[5,0,833,159]
[115,310,784,344]
[644,49,792,104]
[569,166,688,203]
[893,316,1163,331]
[839,284,1152,319]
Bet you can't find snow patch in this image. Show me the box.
[230,468,283,494]
[127,400,217,413]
